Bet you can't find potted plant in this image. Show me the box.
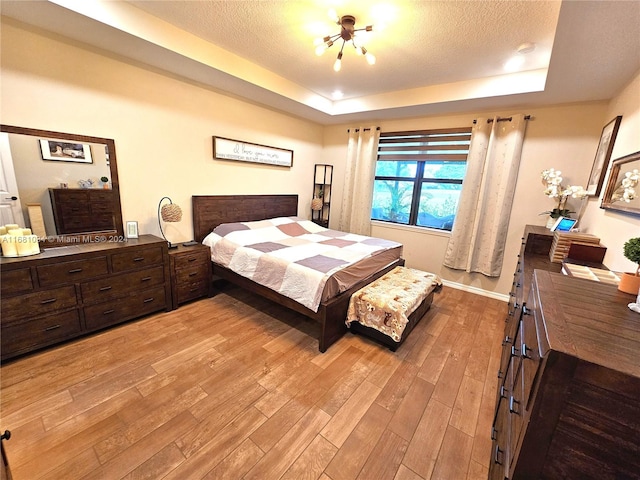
[618,237,640,294]
[100,176,110,189]
[540,168,587,227]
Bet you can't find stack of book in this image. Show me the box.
[549,231,601,263]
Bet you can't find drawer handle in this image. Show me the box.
[143,297,154,303]
[511,345,520,357]
[502,335,511,346]
[68,268,83,274]
[189,287,199,292]
[523,305,530,315]
[0,430,10,441]
[133,257,145,262]
[141,276,152,282]
[40,298,57,305]
[44,324,61,331]
[494,445,504,465]
[509,396,520,415]
[99,286,113,292]
[187,257,197,262]
[500,385,509,399]
[497,369,504,379]
[491,426,497,441]
[188,272,198,277]
[103,309,115,315]
[522,343,533,359]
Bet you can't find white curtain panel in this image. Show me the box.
[338,126,380,235]
[443,114,527,277]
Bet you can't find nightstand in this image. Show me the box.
[168,243,212,309]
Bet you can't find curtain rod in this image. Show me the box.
[347,127,381,132]
[473,115,531,124]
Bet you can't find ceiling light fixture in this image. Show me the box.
[315,14,375,72]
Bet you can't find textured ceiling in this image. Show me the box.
[128,0,559,100]
[2,0,640,124]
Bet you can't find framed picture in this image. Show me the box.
[585,115,622,196]
[600,150,640,217]
[213,136,293,167]
[39,139,93,163]
[126,221,139,239]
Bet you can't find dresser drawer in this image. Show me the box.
[489,396,510,480]
[84,285,166,331]
[1,286,77,322]
[37,257,108,287]
[112,246,164,273]
[520,304,542,411]
[80,266,165,304]
[176,280,210,304]
[175,263,209,284]
[57,202,91,216]
[1,268,34,295]
[1,309,82,358]
[174,249,209,268]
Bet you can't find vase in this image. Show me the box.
[546,216,557,229]
[618,272,640,295]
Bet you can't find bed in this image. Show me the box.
[192,194,405,352]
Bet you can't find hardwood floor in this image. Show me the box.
[1,283,505,479]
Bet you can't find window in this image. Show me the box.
[371,128,472,231]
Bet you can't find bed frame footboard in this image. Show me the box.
[213,258,404,352]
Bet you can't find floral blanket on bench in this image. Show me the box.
[346,267,442,342]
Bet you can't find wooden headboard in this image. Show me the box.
[192,194,299,242]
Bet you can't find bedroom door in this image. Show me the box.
[0,132,25,226]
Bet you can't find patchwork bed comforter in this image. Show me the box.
[346,267,442,342]
[202,217,402,312]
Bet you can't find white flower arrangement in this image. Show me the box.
[541,168,587,217]
[611,168,639,203]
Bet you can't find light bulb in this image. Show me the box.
[365,52,376,65]
[333,51,343,72]
[315,40,332,56]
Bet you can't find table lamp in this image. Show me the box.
[158,196,182,248]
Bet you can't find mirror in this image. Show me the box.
[0,124,123,245]
[600,150,640,217]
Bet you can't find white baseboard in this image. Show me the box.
[440,279,509,302]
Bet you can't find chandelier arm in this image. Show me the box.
[326,33,341,45]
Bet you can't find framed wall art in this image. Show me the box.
[39,139,93,163]
[585,115,622,196]
[600,150,640,217]
[213,136,293,167]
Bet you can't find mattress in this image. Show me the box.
[202,217,402,312]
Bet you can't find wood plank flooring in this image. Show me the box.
[1,283,505,479]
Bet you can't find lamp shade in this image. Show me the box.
[157,196,182,248]
[161,203,182,222]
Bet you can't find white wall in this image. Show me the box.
[0,19,325,244]
[579,70,640,273]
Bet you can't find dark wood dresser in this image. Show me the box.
[0,235,171,362]
[491,225,640,479]
[168,243,212,309]
[49,188,118,234]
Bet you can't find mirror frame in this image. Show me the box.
[600,150,640,217]
[0,124,124,245]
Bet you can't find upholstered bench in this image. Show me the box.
[346,266,442,351]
